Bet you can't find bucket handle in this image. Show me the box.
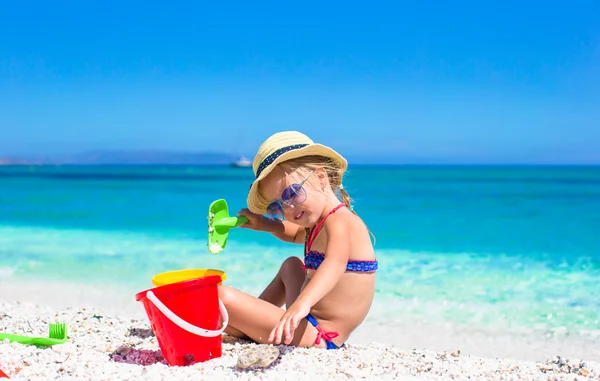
[145,290,229,337]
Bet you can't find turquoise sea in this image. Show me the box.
[0,165,599,338]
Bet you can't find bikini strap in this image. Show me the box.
[305,203,346,253]
[306,314,341,348]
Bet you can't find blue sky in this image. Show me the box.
[1,0,599,164]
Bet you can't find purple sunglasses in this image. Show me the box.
[266,170,314,219]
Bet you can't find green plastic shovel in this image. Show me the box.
[207,199,249,254]
[0,322,67,346]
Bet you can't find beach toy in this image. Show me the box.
[135,275,228,366]
[152,268,226,287]
[0,322,67,347]
[0,368,8,378]
[207,199,248,254]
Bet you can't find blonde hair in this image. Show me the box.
[277,155,376,243]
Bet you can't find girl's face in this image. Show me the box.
[260,165,327,227]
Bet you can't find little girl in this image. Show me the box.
[218,131,378,349]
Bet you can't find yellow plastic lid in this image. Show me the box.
[152,268,226,287]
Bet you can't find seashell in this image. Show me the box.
[236,345,280,369]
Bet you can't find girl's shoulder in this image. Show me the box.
[324,207,369,235]
[323,208,376,257]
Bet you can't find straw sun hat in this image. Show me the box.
[247,131,348,214]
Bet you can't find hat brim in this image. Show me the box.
[247,143,348,214]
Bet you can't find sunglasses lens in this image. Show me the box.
[267,201,283,219]
[282,184,306,205]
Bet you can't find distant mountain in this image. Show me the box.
[0,150,240,165]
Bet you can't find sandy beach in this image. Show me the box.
[1,281,598,380]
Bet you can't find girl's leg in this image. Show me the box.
[258,256,306,308]
[219,285,322,348]
[224,325,248,339]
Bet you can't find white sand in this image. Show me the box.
[1,280,598,380]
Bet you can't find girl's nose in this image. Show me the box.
[282,202,295,210]
[282,203,298,218]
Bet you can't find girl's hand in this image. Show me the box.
[268,297,311,345]
[237,208,266,231]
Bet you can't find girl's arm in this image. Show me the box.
[294,219,350,307]
[261,218,306,244]
[238,208,306,244]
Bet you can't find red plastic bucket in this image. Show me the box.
[135,275,228,366]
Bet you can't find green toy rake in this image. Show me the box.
[207,199,248,254]
[0,322,67,346]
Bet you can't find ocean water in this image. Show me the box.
[0,165,599,338]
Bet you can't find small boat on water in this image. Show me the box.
[231,156,252,168]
